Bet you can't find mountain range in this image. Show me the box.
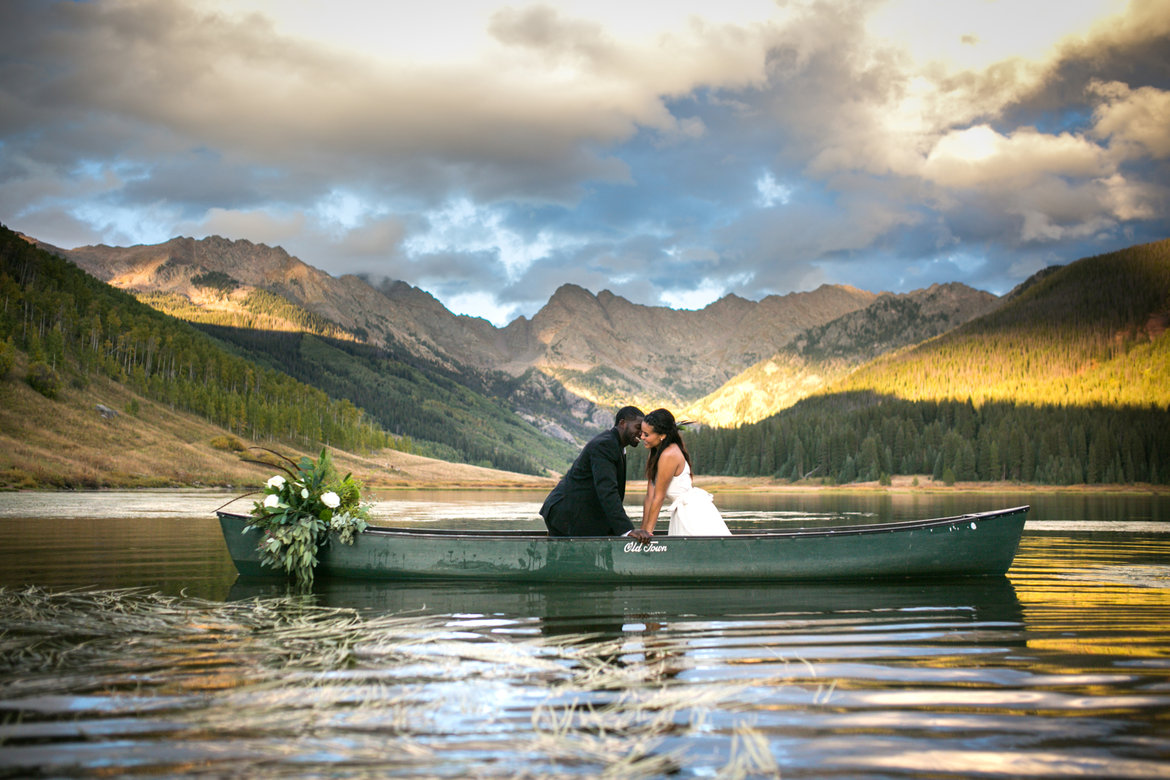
[42,234,999,438]
[10,225,1170,483]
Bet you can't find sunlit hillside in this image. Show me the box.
[683,352,845,426]
[671,241,1170,485]
[831,240,1170,408]
[686,283,1000,425]
[138,288,359,342]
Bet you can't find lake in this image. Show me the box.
[1,489,1169,778]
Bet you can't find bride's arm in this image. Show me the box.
[641,448,681,535]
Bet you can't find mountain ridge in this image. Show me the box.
[48,233,883,420]
[10,224,1170,489]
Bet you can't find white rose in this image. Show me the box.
[263,493,280,508]
[321,491,341,509]
[266,475,286,489]
[301,488,309,499]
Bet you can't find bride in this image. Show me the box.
[638,408,731,537]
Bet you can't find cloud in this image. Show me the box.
[404,197,583,280]
[1090,81,1170,158]
[185,208,308,249]
[923,126,1107,189]
[1,0,1168,324]
[4,0,771,203]
[659,273,754,310]
[755,171,792,207]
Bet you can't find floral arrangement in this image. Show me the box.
[245,448,371,585]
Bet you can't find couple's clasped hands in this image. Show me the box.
[628,528,653,542]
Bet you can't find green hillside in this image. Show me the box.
[0,224,390,453]
[646,241,1170,486]
[684,284,999,426]
[0,224,569,476]
[139,287,361,341]
[196,324,575,474]
[832,240,1170,407]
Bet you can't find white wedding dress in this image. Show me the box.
[663,462,731,536]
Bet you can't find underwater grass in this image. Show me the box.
[0,586,802,777]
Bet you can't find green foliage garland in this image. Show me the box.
[246,448,370,585]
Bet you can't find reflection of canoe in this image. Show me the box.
[227,575,1023,628]
[218,505,1028,583]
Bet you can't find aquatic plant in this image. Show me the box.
[246,447,370,585]
[0,586,790,778]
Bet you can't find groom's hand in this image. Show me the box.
[629,529,652,541]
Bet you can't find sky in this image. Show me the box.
[2,0,1169,325]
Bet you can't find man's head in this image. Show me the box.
[614,406,645,448]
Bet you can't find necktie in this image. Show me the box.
[619,451,626,499]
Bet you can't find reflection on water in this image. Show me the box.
[1,491,1169,777]
[229,575,1025,625]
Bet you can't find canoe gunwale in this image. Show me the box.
[216,505,1029,541]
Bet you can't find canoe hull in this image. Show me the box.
[218,505,1028,583]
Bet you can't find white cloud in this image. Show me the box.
[1090,81,1170,159]
[312,190,387,234]
[1099,173,1162,221]
[755,171,792,207]
[659,273,752,310]
[443,289,521,326]
[405,197,583,280]
[923,126,1107,189]
[68,201,184,247]
[867,0,1126,74]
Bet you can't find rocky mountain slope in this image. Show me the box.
[53,236,608,441]
[49,234,880,428]
[60,236,506,370]
[685,283,1001,425]
[507,282,875,408]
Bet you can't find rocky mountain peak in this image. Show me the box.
[47,229,1009,439]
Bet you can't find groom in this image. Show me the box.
[540,406,652,540]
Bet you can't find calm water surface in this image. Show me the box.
[1,489,1168,778]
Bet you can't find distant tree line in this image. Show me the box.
[0,224,393,453]
[627,393,1170,486]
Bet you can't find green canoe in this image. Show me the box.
[217,505,1029,583]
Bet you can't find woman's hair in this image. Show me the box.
[643,408,693,482]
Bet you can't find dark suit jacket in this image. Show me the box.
[540,427,634,536]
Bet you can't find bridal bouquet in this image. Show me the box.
[246,448,370,585]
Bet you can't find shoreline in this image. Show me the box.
[6,478,1168,497]
[690,477,1170,496]
[6,370,1166,496]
